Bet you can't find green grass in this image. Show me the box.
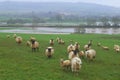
[0,33,120,80]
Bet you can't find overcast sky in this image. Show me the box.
[1,0,120,8]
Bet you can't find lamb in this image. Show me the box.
[71,57,82,73]
[15,36,22,44]
[60,58,71,70]
[45,47,54,58]
[85,49,96,61]
[84,44,91,51]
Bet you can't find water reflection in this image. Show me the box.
[0,27,120,34]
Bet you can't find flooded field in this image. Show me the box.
[0,27,120,34]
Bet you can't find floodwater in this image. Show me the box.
[0,27,120,34]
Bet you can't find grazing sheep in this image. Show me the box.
[58,38,65,44]
[85,49,96,61]
[71,57,82,73]
[60,58,71,70]
[84,44,91,51]
[102,46,109,50]
[45,47,54,58]
[15,36,22,44]
[31,41,39,52]
[49,39,54,46]
[114,45,120,52]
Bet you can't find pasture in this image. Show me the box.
[0,33,120,80]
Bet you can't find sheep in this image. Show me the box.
[84,44,91,51]
[60,58,71,70]
[67,44,74,53]
[114,45,120,52]
[88,40,92,48]
[49,39,54,46]
[84,40,92,51]
[85,49,96,61]
[102,46,109,50]
[71,57,82,73]
[15,36,22,44]
[45,47,54,58]
[114,45,119,50]
[31,41,39,52]
[73,42,80,52]
[58,38,65,44]
[68,50,79,60]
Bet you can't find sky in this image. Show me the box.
[1,0,120,8]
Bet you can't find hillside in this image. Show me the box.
[0,1,120,16]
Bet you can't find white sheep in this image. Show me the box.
[68,51,79,60]
[85,49,96,61]
[60,58,71,70]
[15,36,22,44]
[45,47,54,58]
[84,44,91,51]
[114,45,120,52]
[71,57,82,73]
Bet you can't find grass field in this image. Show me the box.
[0,33,120,80]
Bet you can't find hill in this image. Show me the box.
[0,1,120,16]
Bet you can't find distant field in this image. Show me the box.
[0,33,120,80]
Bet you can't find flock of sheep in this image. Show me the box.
[7,34,120,74]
